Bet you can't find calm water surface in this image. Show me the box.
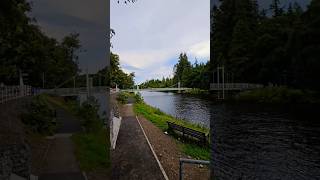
[140,91,320,179]
[140,91,211,128]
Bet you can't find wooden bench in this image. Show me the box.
[166,121,207,146]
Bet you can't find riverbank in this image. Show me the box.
[182,86,320,104]
[234,86,320,104]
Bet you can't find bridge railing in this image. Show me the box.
[210,83,263,90]
[0,85,32,104]
[40,86,109,95]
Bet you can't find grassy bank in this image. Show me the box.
[133,102,210,160]
[235,86,320,104]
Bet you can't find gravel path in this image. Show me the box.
[39,106,84,180]
[111,104,165,180]
[137,115,210,180]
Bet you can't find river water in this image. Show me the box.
[140,91,320,179]
[140,91,211,128]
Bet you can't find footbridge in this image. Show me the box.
[122,87,191,92]
[122,81,192,92]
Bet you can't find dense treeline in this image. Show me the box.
[211,0,320,90]
[0,0,80,88]
[140,53,210,89]
[109,52,134,89]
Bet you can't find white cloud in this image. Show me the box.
[188,40,210,59]
[111,0,209,83]
[117,49,175,69]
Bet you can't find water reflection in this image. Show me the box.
[140,91,211,128]
[211,103,320,179]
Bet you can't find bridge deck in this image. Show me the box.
[122,88,191,92]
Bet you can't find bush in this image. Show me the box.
[116,92,129,104]
[77,97,103,132]
[134,92,144,103]
[22,95,56,135]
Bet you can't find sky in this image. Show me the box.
[111,0,210,84]
[28,0,108,74]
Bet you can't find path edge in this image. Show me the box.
[135,115,169,180]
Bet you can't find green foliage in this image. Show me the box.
[134,92,144,103]
[21,95,56,135]
[77,97,103,132]
[0,0,80,87]
[72,129,110,170]
[139,53,210,90]
[181,144,210,160]
[116,92,130,104]
[236,86,319,103]
[211,0,320,91]
[110,52,135,89]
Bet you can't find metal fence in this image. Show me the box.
[179,158,210,180]
[0,85,32,104]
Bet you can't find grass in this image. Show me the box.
[133,103,208,133]
[133,102,210,160]
[181,143,210,160]
[72,129,110,171]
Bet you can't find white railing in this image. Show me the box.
[210,83,263,90]
[0,85,32,104]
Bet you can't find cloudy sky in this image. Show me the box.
[29,0,108,74]
[111,0,210,84]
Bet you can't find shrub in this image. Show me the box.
[116,92,129,104]
[77,97,103,132]
[21,95,56,135]
[134,92,144,103]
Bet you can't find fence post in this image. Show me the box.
[179,160,183,180]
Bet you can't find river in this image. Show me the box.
[140,91,320,179]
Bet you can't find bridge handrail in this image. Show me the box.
[0,85,32,104]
